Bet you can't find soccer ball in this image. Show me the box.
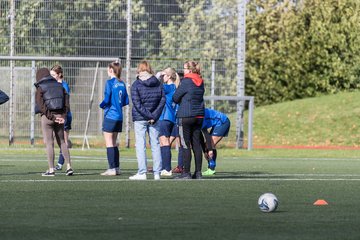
[258,193,279,213]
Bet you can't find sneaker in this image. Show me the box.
[172,166,183,174]
[54,164,62,171]
[129,173,147,180]
[154,174,160,180]
[202,168,216,176]
[100,169,117,176]
[66,168,74,176]
[115,168,121,175]
[160,169,172,177]
[174,172,192,180]
[42,171,55,177]
[192,171,202,179]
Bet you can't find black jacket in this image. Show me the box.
[173,74,205,118]
[131,75,165,122]
[0,90,9,105]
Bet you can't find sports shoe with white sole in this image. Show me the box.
[154,174,160,180]
[129,173,147,180]
[100,168,117,176]
[66,168,74,176]
[42,171,55,177]
[160,169,172,177]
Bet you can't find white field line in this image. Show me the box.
[2,178,360,183]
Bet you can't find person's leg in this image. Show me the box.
[149,121,162,177]
[53,120,72,173]
[104,132,117,169]
[160,136,171,171]
[191,118,203,174]
[41,115,55,172]
[178,118,193,174]
[134,121,148,175]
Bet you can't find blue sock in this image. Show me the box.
[58,150,64,165]
[114,147,119,168]
[161,146,171,171]
[106,147,116,169]
[178,146,184,168]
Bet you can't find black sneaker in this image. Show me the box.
[66,168,74,176]
[42,171,55,177]
[192,171,202,180]
[174,172,192,180]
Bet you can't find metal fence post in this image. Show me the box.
[125,0,132,148]
[236,0,246,149]
[30,61,36,146]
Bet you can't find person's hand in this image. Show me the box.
[55,117,65,124]
[148,119,155,125]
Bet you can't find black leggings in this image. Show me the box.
[178,117,203,173]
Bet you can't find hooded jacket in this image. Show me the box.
[131,75,165,122]
[0,90,9,105]
[172,73,205,118]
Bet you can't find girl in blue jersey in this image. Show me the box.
[157,68,180,177]
[50,65,73,171]
[201,108,231,176]
[99,61,129,176]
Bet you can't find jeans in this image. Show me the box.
[134,120,162,175]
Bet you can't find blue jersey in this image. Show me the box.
[202,108,229,129]
[159,83,177,123]
[100,78,129,121]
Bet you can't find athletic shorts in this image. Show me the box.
[159,120,177,137]
[64,113,72,131]
[209,118,230,137]
[102,117,123,133]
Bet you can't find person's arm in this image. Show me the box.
[0,90,9,105]
[172,80,187,104]
[150,87,166,122]
[99,81,111,109]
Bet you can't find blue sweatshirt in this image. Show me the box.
[202,108,229,129]
[100,77,129,121]
[159,83,177,123]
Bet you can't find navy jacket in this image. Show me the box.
[173,73,205,118]
[0,90,9,105]
[131,75,165,122]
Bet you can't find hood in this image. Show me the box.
[184,73,203,86]
[34,75,56,87]
[137,75,161,87]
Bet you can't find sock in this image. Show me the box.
[209,149,217,170]
[178,146,184,169]
[58,150,65,165]
[161,146,171,171]
[106,147,116,169]
[114,146,119,169]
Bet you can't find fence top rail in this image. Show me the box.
[204,95,254,101]
[0,56,119,62]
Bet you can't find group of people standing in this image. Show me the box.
[34,59,230,179]
[100,60,230,180]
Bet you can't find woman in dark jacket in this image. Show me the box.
[172,61,205,179]
[35,68,73,176]
[129,60,165,180]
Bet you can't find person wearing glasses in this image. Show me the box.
[173,61,205,179]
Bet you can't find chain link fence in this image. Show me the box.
[0,0,249,148]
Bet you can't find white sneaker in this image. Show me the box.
[100,168,117,176]
[129,173,147,180]
[154,174,160,180]
[160,169,172,177]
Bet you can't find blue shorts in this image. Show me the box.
[159,120,178,137]
[209,118,230,137]
[102,117,123,133]
[64,113,72,131]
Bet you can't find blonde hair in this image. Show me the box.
[184,61,201,75]
[137,60,154,75]
[163,67,180,88]
[108,61,122,79]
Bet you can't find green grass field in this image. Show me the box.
[1,148,360,240]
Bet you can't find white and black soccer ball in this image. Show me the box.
[258,193,279,213]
